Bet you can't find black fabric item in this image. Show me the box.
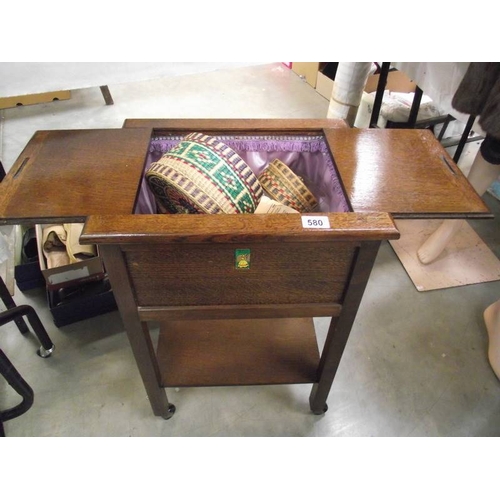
[452,62,500,139]
[480,134,500,165]
[21,227,38,264]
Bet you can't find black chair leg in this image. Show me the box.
[0,348,35,436]
[453,114,477,163]
[0,305,54,357]
[0,277,29,334]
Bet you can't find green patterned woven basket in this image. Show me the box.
[258,159,318,213]
[146,132,263,214]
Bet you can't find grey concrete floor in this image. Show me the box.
[1,63,499,437]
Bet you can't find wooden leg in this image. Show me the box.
[99,245,174,419]
[99,85,114,106]
[309,242,381,414]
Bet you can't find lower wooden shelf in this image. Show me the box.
[156,318,320,387]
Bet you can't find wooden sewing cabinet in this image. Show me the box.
[0,119,490,419]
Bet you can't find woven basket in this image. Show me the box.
[146,132,263,214]
[258,159,318,212]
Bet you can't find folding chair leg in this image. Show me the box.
[0,305,54,357]
[0,277,29,334]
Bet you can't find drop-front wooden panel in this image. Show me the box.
[124,241,356,307]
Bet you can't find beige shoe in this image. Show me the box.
[63,223,96,264]
[42,225,70,269]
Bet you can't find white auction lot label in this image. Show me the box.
[301,215,330,229]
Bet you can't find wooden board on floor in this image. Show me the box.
[390,219,500,291]
[0,91,71,109]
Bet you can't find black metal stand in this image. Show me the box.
[453,114,477,163]
[0,303,55,357]
[0,349,34,437]
[0,296,54,436]
[369,62,391,128]
[0,277,28,334]
[369,64,481,163]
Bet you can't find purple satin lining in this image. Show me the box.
[135,135,350,214]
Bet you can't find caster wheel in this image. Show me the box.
[37,345,55,358]
[163,404,176,420]
[312,404,328,415]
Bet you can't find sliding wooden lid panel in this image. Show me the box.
[324,128,490,218]
[0,128,151,224]
[0,123,490,225]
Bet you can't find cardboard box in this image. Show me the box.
[316,70,416,99]
[364,70,416,94]
[314,66,417,100]
[315,71,334,99]
[36,224,105,290]
[291,62,320,87]
[0,90,71,110]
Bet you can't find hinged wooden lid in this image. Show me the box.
[0,128,152,224]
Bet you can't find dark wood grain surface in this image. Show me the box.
[123,118,349,132]
[1,118,488,419]
[0,128,152,224]
[324,128,491,218]
[81,212,400,245]
[125,241,356,307]
[0,124,489,226]
[156,318,320,387]
[138,303,342,321]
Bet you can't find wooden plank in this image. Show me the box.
[0,129,152,224]
[99,85,114,105]
[138,303,342,321]
[81,212,400,245]
[324,128,491,218]
[122,117,349,131]
[157,318,320,387]
[0,91,71,109]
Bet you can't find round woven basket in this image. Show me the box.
[146,132,263,214]
[258,159,318,212]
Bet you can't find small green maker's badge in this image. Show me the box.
[235,249,251,270]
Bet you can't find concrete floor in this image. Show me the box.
[1,63,499,437]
